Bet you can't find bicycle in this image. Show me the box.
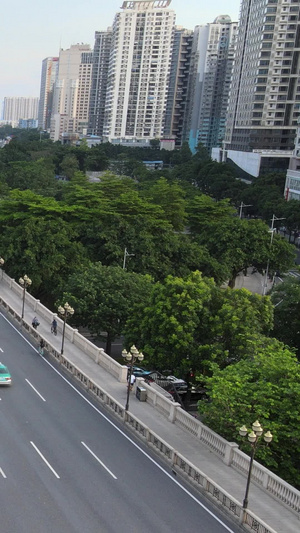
[51,324,57,336]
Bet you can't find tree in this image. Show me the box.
[125,271,216,375]
[150,138,160,150]
[198,337,300,488]
[281,200,300,241]
[188,195,236,232]
[0,138,31,164]
[0,216,88,303]
[61,263,153,355]
[209,288,273,367]
[271,277,300,357]
[240,173,286,220]
[193,142,211,163]
[170,142,192,165]
[188,197,296,287]
[4,159,57,193]
[125,274,273,375]
[85,148,109,171]
[60,154,79,179]
[143,177,187,231]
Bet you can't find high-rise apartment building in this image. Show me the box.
[184,16,237,153]
[225,0,300,152]
[50,44,93,141]
[3,97,39,124]
[38,57,59,131]
[103,0,176,142]
[163,26,193,147]
[88,29,112,137]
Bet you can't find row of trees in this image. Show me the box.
[3,131,300,237]
[61,266,300,487]
[0,129,299,487]
[0,176,294,300]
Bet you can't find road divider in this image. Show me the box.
[81,441,117,479]
[30,441,60,479]
[25,379,46,402]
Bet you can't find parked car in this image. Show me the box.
[146,371,188,394]
[128,366,155,381]
[166,376,188,393]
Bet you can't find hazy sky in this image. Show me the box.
[0,0,241,105]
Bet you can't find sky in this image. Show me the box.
[0,0,241,106]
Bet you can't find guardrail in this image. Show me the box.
[17,330,277,532]
[0,276,299,524]
[139,379,300,516]
[1,272,128,383]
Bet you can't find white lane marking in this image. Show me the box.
[25,379,46,402]
[0,467,7,478]
[1,312,236,533]
[81,441,117,479]
[0,347,3,352]
[30,441,60,479]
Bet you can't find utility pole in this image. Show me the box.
[123,247,135,270]
[263,214,285,296]
[239,202,252,219]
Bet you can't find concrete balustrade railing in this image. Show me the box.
[138,378,300,514]
[137,378,236,463]
[0,320,275,533]
[1,272,128,383]
[0,272,300,520]
[231,447,300,512]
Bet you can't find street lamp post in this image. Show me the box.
[122,345,144,411]
[239,420,273,512]
[123,247,135,270]
[263,214,285,295]
[238,202,252,219]
[58,302,74,355]
[19,274,32,319]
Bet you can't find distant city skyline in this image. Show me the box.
[0,0,240,108]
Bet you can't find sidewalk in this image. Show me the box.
[235,269,273,294]
[0,280,298,533]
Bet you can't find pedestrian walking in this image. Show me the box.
[51,318,57,335]
[38,339,45,356]
[130,373,136,391]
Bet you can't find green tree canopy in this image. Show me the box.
[188,197,296,287]
[198,337,300,488]
[125,273,274,375]
[125,271,216,374]
[208,288,273,367]
[142,177,187,231]
[271,276,300,357]
[0,216,88,302]
[61,263,153,354]
[60,154,79,179]
[4,159,57,193]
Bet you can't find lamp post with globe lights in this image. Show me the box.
[19,275,32,319]
[239,420,273,512]
[58,302,74,355]
[122,345,144,411]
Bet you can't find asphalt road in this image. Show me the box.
[0,313,241,533]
